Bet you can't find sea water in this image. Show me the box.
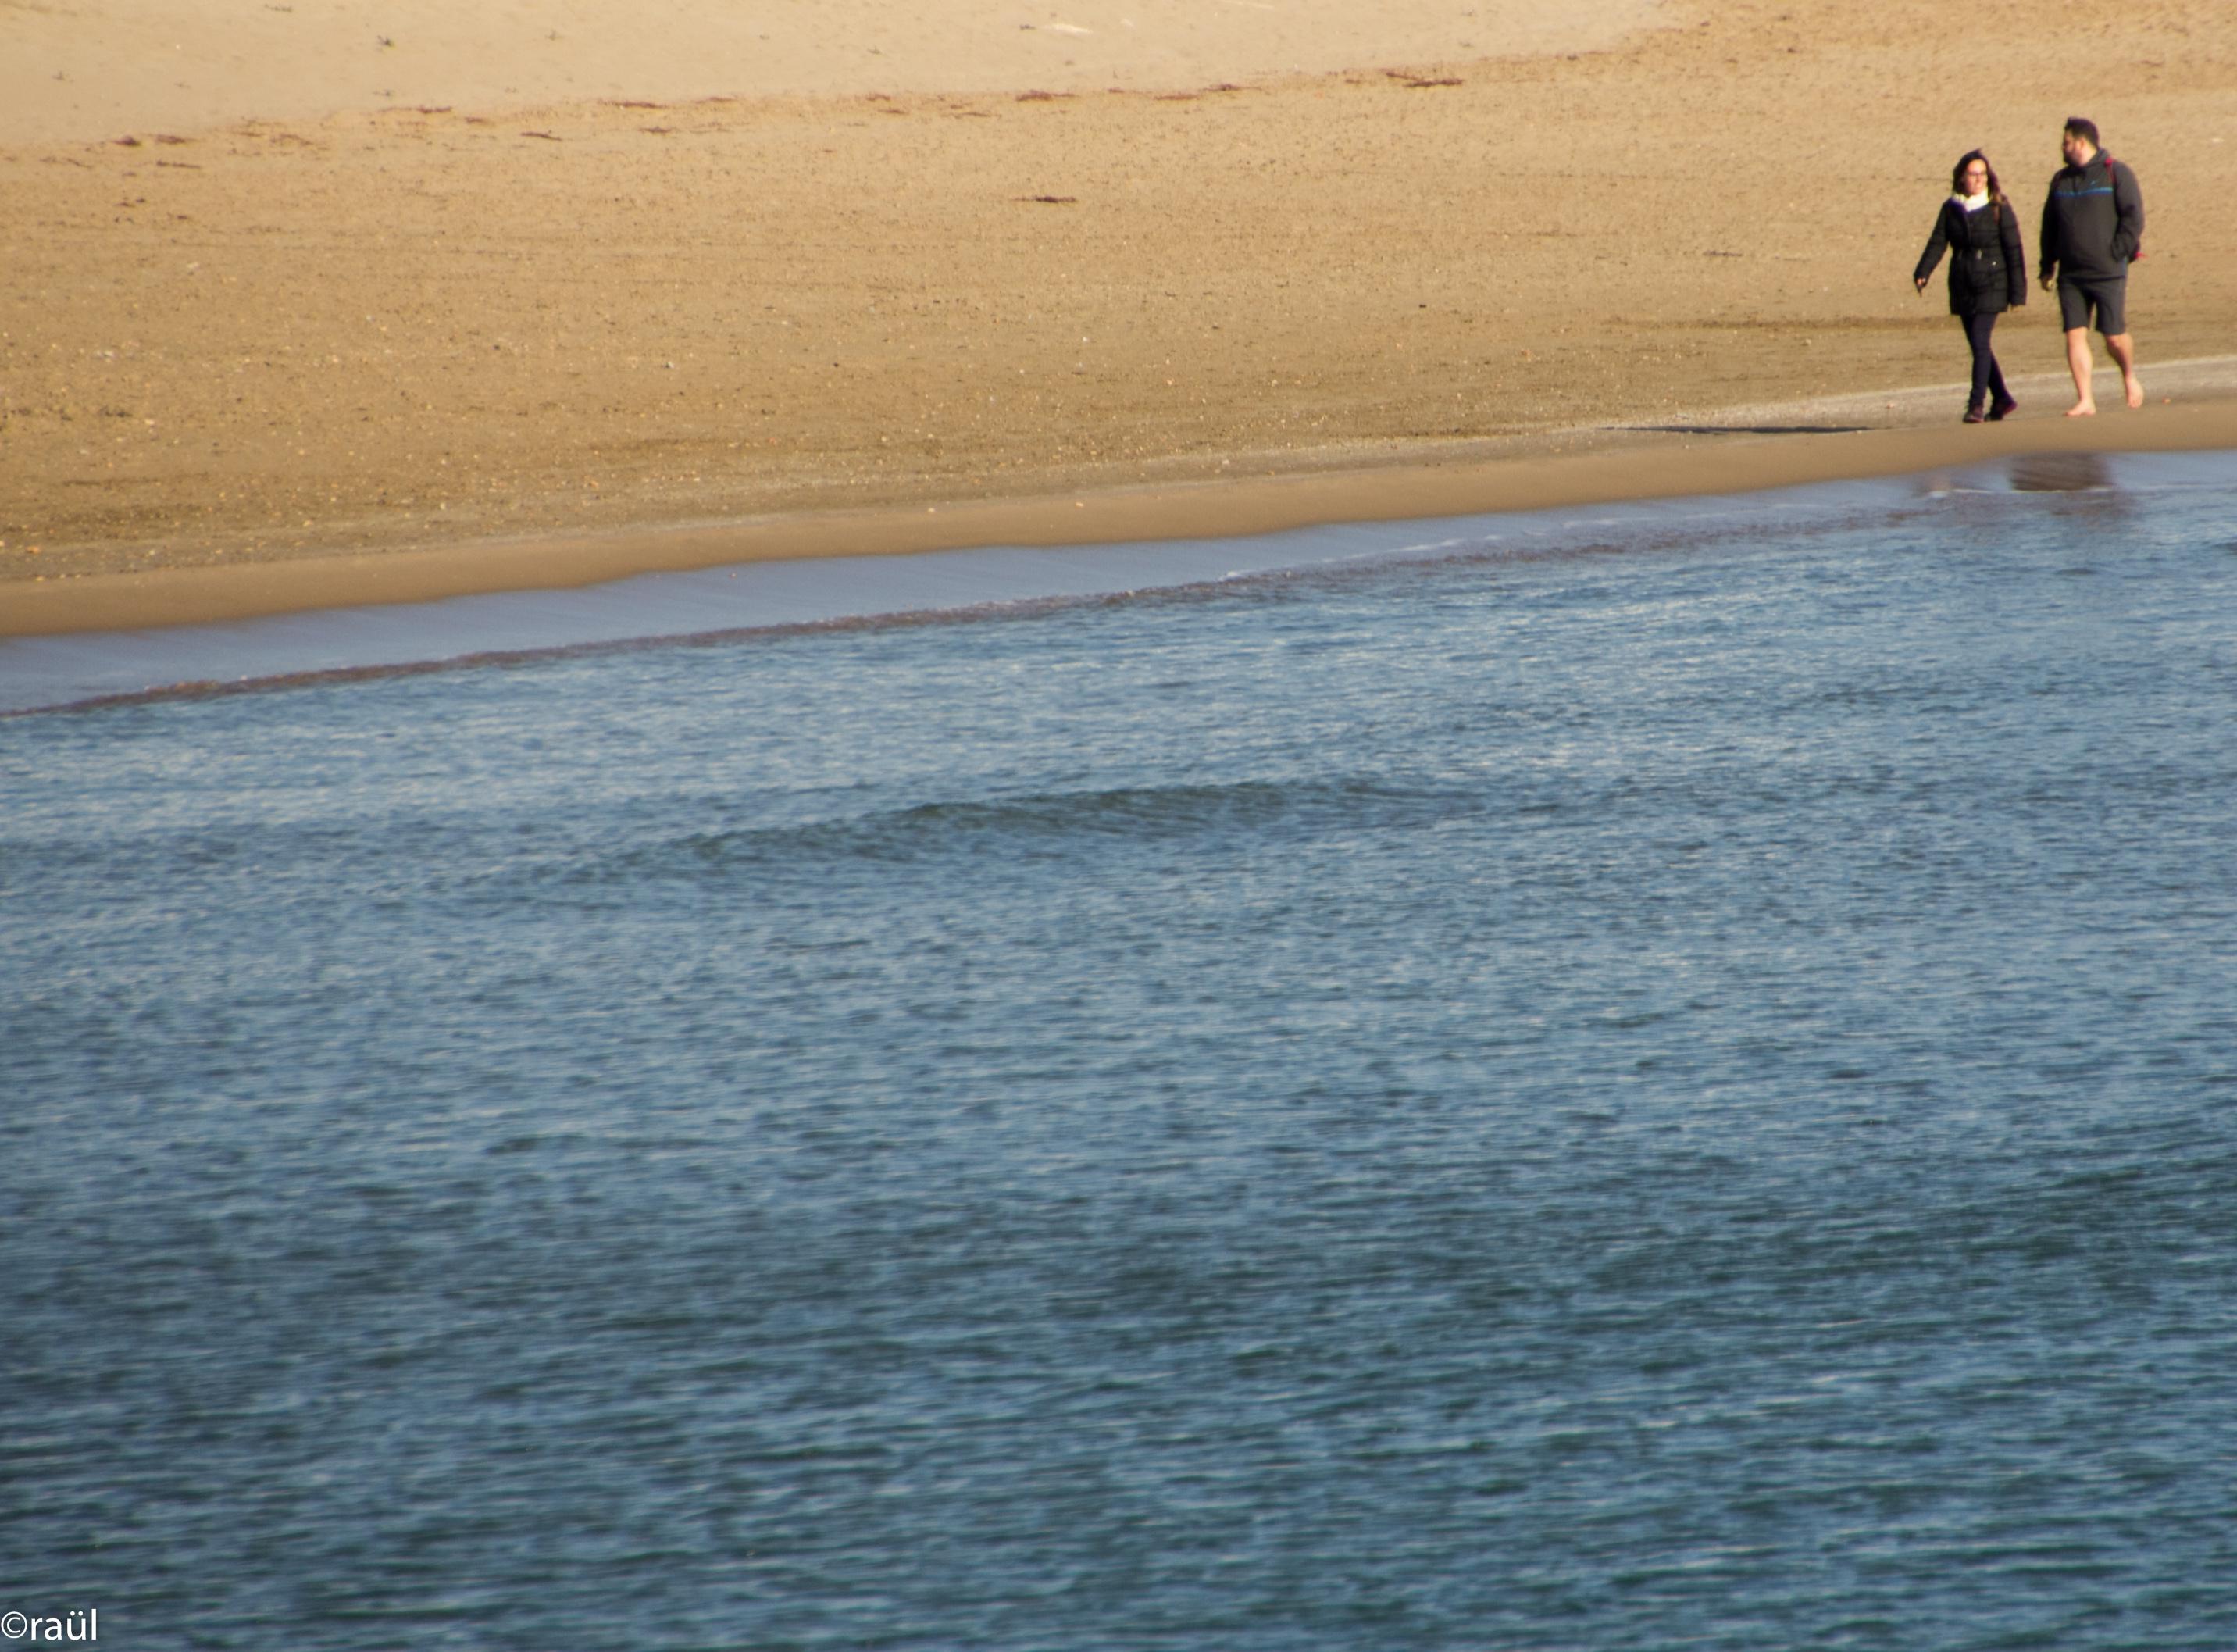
[4,451,2235,1650]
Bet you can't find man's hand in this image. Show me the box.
[2040,277,2056,293]
[1914,277,1928,294]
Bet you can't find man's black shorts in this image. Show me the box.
[2058,276,2128,336]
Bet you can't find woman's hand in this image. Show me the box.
[1914,277,1928,294]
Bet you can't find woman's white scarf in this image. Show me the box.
[1951,191,1990,211]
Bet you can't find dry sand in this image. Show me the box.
[1,0,1668,144]
[4,0,2234,636]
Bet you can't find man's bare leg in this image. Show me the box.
[2105,332,2144,408]
[2064,327,2097,416]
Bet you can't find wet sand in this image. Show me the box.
[5,0,2234,636]
[9,395,2237,640]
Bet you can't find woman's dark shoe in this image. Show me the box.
[1963,405,1988,423]
[1988,394,2018,422]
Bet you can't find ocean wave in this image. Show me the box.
[580,774,1472,883]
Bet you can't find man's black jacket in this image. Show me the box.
[2039,151,2143,284]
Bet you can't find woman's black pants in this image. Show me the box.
[1960,312,2010,411]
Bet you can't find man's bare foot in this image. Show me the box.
[2065,401,2097,418]
[2124,376,2146,409]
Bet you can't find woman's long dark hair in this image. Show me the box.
[1951,149,2007,216]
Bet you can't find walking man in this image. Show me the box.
[2039,117,2144,416]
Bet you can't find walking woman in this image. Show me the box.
[1914,150,2028,422]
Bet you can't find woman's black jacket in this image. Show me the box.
[1914,197,2028,316]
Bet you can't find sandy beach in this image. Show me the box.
[4,0,2234,637]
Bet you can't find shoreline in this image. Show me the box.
[7,386,2236,641]
[9,2,2233,628]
